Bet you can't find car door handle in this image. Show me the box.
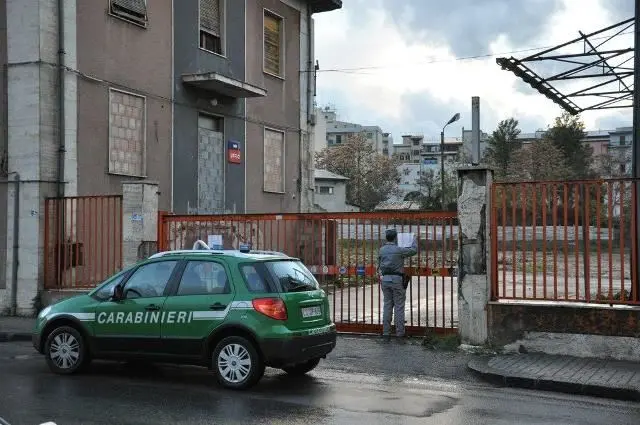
[145,304,160,311]
[209,303,227,311]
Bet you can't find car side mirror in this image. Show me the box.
[111,284,124,301]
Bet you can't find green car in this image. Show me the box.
[32,246,336,390]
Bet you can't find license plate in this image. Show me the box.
[301,306,322,318]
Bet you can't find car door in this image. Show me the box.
[93,260,179,355]
[160,260,235,358]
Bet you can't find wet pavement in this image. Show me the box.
[1,338,640,425]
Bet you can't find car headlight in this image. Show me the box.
[38,306,51,319]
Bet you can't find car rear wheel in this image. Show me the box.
[44,326,88,375]
[212,336,264,390]
[282,358,321,376]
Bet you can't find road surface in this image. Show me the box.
[1,339,639,424]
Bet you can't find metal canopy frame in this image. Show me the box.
[496,18,634,115]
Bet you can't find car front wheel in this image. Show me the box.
[282,358,321,376]
[212,336,264,390]
[44,326,88,375]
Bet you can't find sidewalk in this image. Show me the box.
[469,353,640,402]
[0,317,35,342]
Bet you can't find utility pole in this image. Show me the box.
[632,0,640,300]
[440,130,446,210]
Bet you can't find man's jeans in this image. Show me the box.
[382,280,406,337]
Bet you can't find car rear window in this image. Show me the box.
[266,260,319,293]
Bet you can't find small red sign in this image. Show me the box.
[228,149,241,164]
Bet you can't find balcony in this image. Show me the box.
[182,72,267,98]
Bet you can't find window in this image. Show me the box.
[200,0,224,54]
[266,260,319,293]
[109,89,145,176]
[240,264,270,293]
[123,261,178,299]
[336,135,342,144]
[93,269,130,301]
[318,186,333,194]
[264,128,285,193]
[263,10,284,77]
[177,261,230,296]
[110,0,147,26]
[620,163,627,174]
[366,132,373,138]
[620,135,627,145]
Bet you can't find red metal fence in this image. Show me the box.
[159,211,459,335]
[491,179,639,305]
[44,196,123,290]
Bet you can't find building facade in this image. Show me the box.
[313,169,358,212]
[0,0,342,314]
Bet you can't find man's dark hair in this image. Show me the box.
[385,229,397,242]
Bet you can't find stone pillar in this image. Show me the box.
[122,182,159,268]
[457,166,493,346]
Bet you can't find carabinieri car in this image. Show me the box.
[32,245,337,390]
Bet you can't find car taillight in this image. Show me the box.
[252,298,288,320]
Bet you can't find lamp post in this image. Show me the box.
[441,113,461,210]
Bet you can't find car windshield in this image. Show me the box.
[266,260,319,292]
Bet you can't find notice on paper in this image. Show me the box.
[207,234,223,249]
[397,233,415,248]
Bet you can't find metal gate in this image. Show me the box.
[158,211,458,335]
[44,195,123,289]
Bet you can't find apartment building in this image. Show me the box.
[0,0,341,314]
[319,106,391,157]
[392,134,464,167]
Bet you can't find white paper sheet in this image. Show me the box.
[207,234,223,249]
[397,232,415,248]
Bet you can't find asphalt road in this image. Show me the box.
[1,339,640,425]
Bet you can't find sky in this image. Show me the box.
[313,0,635,142]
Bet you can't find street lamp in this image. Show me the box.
[440,113,460,210]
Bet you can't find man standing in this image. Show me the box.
[378,228,418,339]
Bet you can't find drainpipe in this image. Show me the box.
[300,6,314,213]
[10,173,19,315]
[57,0,65,198]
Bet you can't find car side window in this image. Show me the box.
[124,261,178,299]
[240,264,270,293]
[94,272,128,300]
[177,261,231,296]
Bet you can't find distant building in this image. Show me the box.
[392,134,464,171]
[313,169,359,212]
[318,106,392,158]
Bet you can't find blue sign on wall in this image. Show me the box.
[423,158,438,165]
[356,266,365,276]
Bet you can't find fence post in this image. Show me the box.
[122,181,159,268]
[457,166,493,346]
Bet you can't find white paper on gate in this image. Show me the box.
[397,232,415,248]
[207,234,223,248]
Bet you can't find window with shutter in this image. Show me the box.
[264,11,283,76]
[110,0,147,26]
[200,0,223,54]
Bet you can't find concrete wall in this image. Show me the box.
[0,0,7,291]
[172,0,246,214]
[245,0,302,213]
[76,0,172,210]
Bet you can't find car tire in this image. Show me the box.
[44,326,88,375]
[282,358,321,376]
[212,336,264,390]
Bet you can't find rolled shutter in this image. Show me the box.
[111,0,147,16]
[200,0,221,36]
[264,13,281,75]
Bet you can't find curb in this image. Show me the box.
[468,357,640,402]
[0,332,32,343]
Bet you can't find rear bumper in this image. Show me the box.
[260,327,337,367]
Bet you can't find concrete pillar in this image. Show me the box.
[457,166,493,346]
[122,182,159,268]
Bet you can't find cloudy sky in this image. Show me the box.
[313,0,634,142]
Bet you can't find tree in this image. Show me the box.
[483,118,522,180]
[544,112,593,178]
[507,140,570,181]
[315,132,400,211]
